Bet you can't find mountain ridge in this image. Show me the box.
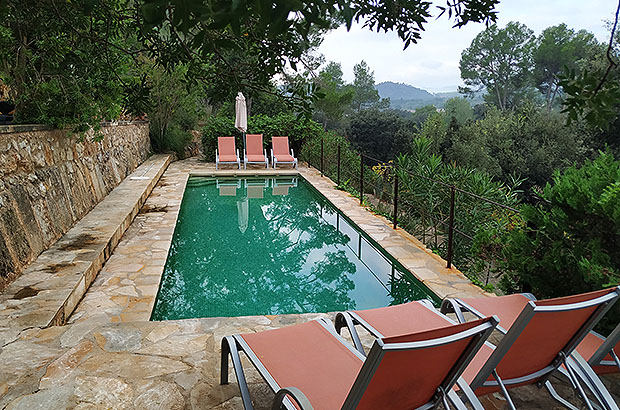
[375,81,483,110]
[375,81,436,100]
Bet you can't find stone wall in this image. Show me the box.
[0,122,151,288]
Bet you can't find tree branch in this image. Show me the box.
[593,0,620,95]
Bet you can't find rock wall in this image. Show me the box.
[0,122,151,288]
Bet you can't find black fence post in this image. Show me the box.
[393,172,398,229]
[320,136,324,177]
[337,144,341,186]
[359,154,364,205]
[447,186,455,269]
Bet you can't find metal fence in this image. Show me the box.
[305,138,519,285]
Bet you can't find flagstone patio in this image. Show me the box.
[0,157,618,409]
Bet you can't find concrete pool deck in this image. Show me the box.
[0,157,618,408]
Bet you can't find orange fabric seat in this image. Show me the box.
[241,321,361,409]
[349,301,499,394]
[244,134,267,168]
[275,153,295,162]
[575,332,619,374]
[218,154,238,162]
[271,136,297,168]
[339,289,620,409]
[216,136,240,169]
[456,294,532,331]
[455,291,620,375]
[353,301,452,336]
[440,287,620,404]
[246,154,266,162]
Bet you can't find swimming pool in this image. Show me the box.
[151,175,440,320]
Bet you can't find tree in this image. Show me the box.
[499,152,620,332]
[0,0,500,128]
[351,61,382,111]
[443,97,473,125]
[0,0,140,129]
[313,62,354,130]
[409,105,438,128]
[139,0,498,112]
[560,9,620,129]
[533,24,602,110]
[441,103,591,195]
[460,22,535,110]
[144,62,206,157]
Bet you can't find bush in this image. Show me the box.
[499,152,620,332]
[348,109,413,162]
[201,116,239,159]
[300,131,360,183]
[201,113,324,160]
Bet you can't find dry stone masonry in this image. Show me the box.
[0,122,150,288]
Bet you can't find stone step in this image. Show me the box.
[0,154,171,334]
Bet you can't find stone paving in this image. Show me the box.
[0,157,618,409]
[0,155,170,339]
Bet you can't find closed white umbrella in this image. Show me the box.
[235,92,247,151]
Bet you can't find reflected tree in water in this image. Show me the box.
[153,179,358,319]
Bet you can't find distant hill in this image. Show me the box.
[375,82,434,101]
[375,81,484,110]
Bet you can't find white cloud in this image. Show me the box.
[317,0,616,92]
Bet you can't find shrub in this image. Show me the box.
[418,103,593,195]
[300,131,360,182]
[395,137,523,286]
[201,116,240,159]
[499,152,620,332]
[348,109,413,162]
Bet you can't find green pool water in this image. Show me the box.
[151,176,440,320]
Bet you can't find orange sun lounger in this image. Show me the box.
[337,289,620,410]
[216,137,241,169]
[221,315,498,409]
[439,287,620,410]
[271,136,298,169]
[244,134,268,169]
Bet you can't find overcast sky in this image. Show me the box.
[318,0,618,92]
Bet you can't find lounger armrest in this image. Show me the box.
[236,149,240,160]
[291,148,295,158]
[334,312,365,355]
[440,298,467,323]
[264,149,268,161]
[215,148,218,158]
[272,387,314,410]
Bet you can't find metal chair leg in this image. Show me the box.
[221,336,254,409]
[492,370,517,410]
